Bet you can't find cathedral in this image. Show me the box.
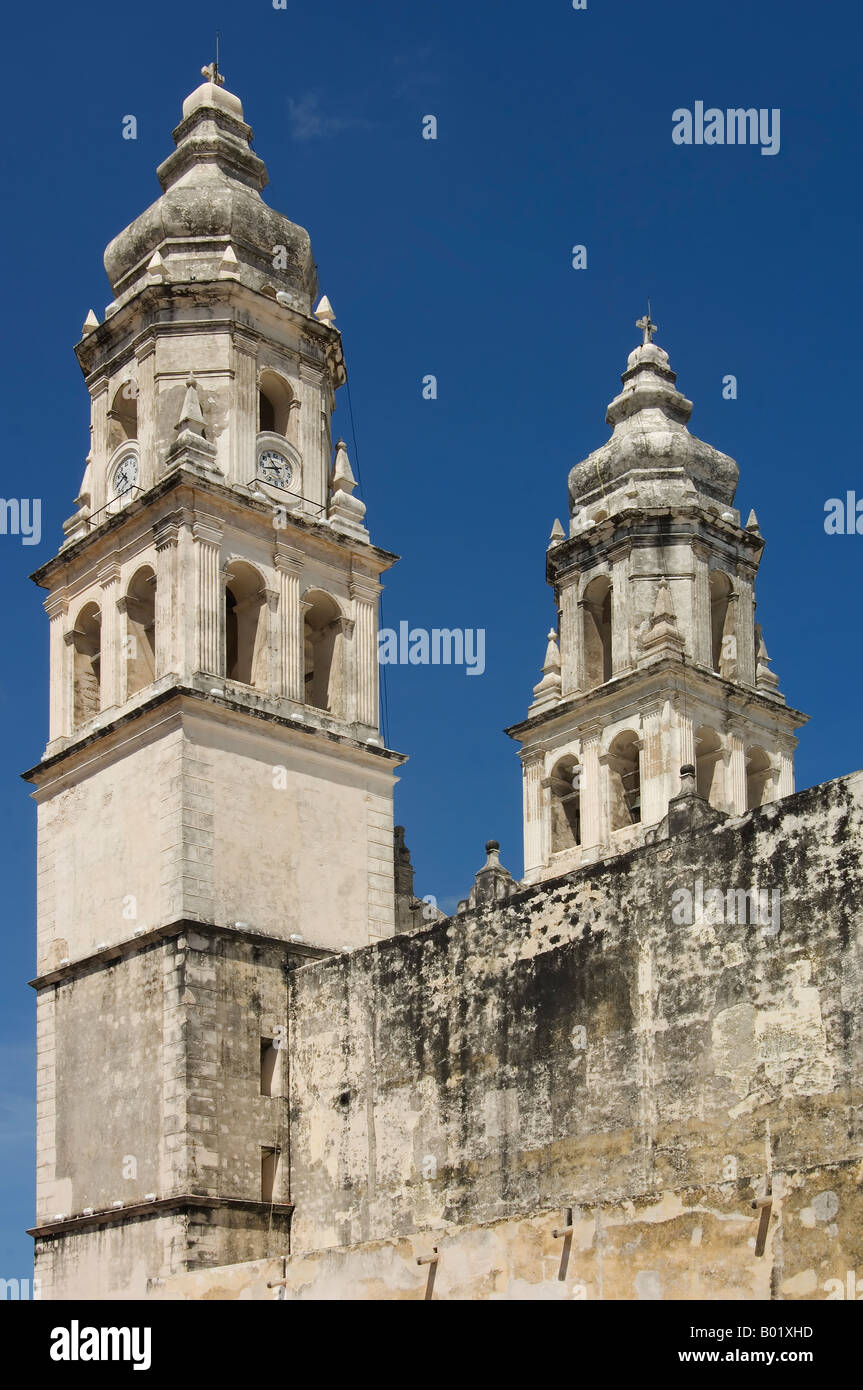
[26,71,863,1301]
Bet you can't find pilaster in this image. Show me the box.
[692,541,712,668]
[522,754,545,876]
[580,730,602,849]
[154,514,183,678]
[97,558,121,710]
[192,517,224,676]
[735,562,757,686]
[46,591,69,741]
[351,577,380,729]
[274,544,304,702]
[559,577,580,695]
[728,729,747,815]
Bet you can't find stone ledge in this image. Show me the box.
[29,1193,294,1240]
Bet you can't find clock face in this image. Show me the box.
[258,449,293,489]
[113,453,139,496]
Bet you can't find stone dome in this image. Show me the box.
[568,336,739,510]
[103,80,317,312]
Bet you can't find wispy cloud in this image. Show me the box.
[287,94,375,142]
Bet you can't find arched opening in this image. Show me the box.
[72,602,101,727]
[124,566,156,698]
[550,755,581,853]
[709,571,735,676]
[303,591,343,714]
[258,370,293,438]
[608,731,641,831]
[224,561,267,687]
[695,726,723,808]
[583,575,612,689]
[107,382,138,454]
[746,747,772,810]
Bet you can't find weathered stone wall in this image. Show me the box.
[36,772,863,1299]
[34,929,300,1297]
[33,700,397,967]
[152,1158,863,1300]
[287,772,863,1294]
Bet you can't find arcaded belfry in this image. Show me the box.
[508,316,807,883]
[24,72,404,1296]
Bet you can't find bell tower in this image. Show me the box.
[507,317,807,884]
[26,70,403,1297]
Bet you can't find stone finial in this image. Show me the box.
[568,318,739,516]
[755,623,780,694]
[393,825,416,932]
[468,840,517,909]
[327,440,368,540]
[640,578,685,655]
[530,629,562,712]
[82,310,99,336]
[146,251,167,280]
[165,374,219,477]
[745,508,761,534]
[548,518,565,546]
[315,295,336,328]
[176,376,206,437]
[332,439,356,492]
[219,244,239,279]
[663,762,725,838]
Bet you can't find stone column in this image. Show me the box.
[334,615,356,722]
[777,747,795,798]
[261,587,280,694]
[728,729,747,814]
[298,363,327,511]
[692,542,711,668]
[351,577,380,730]
[193,518,223,675]
[735,563,757,686]
[97,558,121,710]
[274,544,304,702]
[720,591,740,680]
[45,591,69,741]
[715,747,732,813]
[231,331,258,489]
[640,710,664,826]
[522,754,545,876]
[115,594,131,704]
[580,731,602,849]
[677,706,695,772]
[154,514,182,678]
[135,339,156,489]
[610,542,632,675]
[63,627,80,727]
[763,764,780,806]
[575,595,590,692]
[90,376,109,512]
[559,577,580,695]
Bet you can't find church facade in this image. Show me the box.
[26,73,863,1301]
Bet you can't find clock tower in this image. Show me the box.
[26,71,403,1297]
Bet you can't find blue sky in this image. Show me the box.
[1,0,861,1278]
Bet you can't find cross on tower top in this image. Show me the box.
[636,312,658,346]
[201,60,225,87]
